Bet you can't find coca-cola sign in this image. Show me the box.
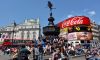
[58,16,91,29]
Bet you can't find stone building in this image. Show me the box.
[0,18,40,45]
[91,22,100,47]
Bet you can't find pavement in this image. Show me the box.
[69,55,86,60]
[43,54,86,60]
[0,50,86,60]
[0,50,11,60]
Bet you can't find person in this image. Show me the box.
[34,45,39,60]
[60,47,68,60]
[28,45,34,60]
[38,44,44,60]
[3,47,7,55]
[85,49,92,60]
[52,47,61,60]
[68,45,75,56]
[44,43,51,55]
[6,48,10,55]
[12,48,18,60]
[18,45,31,60]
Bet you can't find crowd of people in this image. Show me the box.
[85,47,100,60]
[0,37,100,60]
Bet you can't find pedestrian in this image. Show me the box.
[11,48,18,60]
[52,47,61,60]
[34,45,39,60]
[85,49,92,60]
[32,45,35,60]
[60,47,68,60]
[44,43,51,55]
[18,45,31,60]
[38,44,44,60]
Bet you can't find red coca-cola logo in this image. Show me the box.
[58,16,90,28]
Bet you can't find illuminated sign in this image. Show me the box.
[67,32,77,40]
[60,28,68,32]
[76,32,93,40]
[67,32,93,40]
[58,16,91,29]
[75,27,80,31]
[68,25,92,33]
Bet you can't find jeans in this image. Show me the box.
[38,54,43,60]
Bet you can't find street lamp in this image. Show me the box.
[12,21,16,46]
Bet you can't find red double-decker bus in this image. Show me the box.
[1,38,33,47]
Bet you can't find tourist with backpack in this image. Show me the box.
[18,45,31,60]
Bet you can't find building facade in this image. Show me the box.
[91,22,100,47]
[98,25,100,42]
[0,18,40,45]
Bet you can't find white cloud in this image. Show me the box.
[87,11,96,16]
[66,10,96,19]
[83,9,89,12]
[67,14,73,18]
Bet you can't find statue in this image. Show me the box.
[48,1,53,11]
[48,1,55,17]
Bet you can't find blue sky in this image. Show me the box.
[0,0,100,27]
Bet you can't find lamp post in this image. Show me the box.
[12,21,16,46]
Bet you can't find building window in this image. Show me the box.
[33,32,36,40]
[27,31,30,39]
[21,31,24,39]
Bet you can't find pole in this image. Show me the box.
[12,29,14,46]
[12,21,16,46]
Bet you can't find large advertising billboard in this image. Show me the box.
[67,32,77,40]
[57,16,93,41]
[76,32,93,40]
[68,25,92,33]
[58,16,91,29]
[67,32,93,40]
